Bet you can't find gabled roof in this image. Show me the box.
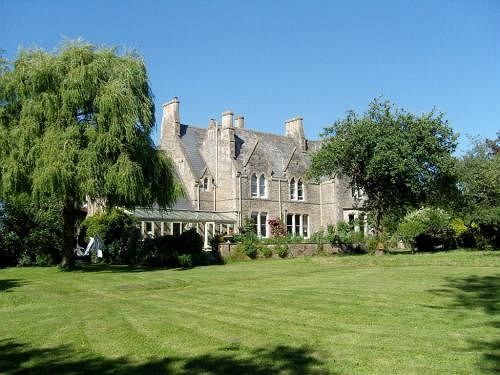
[177,124,320,178]
[234,128,307,177]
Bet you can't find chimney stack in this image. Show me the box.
[235,116,244,129]
[285,117,306,151]
[221,111,234,128]
[160,97,181,148]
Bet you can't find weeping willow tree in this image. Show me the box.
[0,42,178,268]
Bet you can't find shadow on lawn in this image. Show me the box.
[428,274,500,374]
[72,263,163,273]
[0,279,25,292]
[0,339,330,375]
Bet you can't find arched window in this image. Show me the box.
[290,178,296,200]
[259,174,266,197]
[203,177,209,191]
[297,179,304,200]
[251,174,258,197]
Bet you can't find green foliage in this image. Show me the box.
[177,254,193,268]
[0,41,179,267]
[240,238,259,259]
[275,243,289,258]
[397,207,454,251]
[259,246,273,258]
[0,194,63,267]
[309,98,457,234]
[141,228,205,268]
[454,135,500,248]
[81,209,141,265]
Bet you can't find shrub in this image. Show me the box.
[275,243,289,258]
[240,238,259,259]
[268,217,286,238]
[259,246,273,258]
[177,254,193,268]
[397,207,454,252]
[141,228,205,268]
[336,221,353,245]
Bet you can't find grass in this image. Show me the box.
[0,250,499,374]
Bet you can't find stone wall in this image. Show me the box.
[218,242,342,258]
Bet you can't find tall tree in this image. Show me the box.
[308,99,457,234]
[455,134,500,246]
[0,41,178,268]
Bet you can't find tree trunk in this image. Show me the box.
[374,208,383,237]
[60,199,76,270]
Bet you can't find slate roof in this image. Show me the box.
[178,124,317,178]
[234,128,298,177]
[179,124,207,178]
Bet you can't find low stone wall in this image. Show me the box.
[218,242,342,258]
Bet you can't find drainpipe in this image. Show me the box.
[237,172,243,228]
[319,182,323,228]
[214,126,218,211]
[196,182,200,211]
[278,179,282,220]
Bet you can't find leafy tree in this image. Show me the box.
[0,194,63,267]
[455,134,500,247]
[0,41,178,268]
[309,99,457,234]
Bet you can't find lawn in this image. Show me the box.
[0,250,499,374]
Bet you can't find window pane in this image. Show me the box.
[297,180,303,200]
[290,178,295,199]
[251,174,257,197]
[203,178,208,191]
[251,212,258,234]
[286,214,293,234]
[173,222,181,236]
[302,215,308,237]
[259,175,266,197]
[260,212,267,237]
[294,214,300,235]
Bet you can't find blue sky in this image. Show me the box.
[1,0,499,152]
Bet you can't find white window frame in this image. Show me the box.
[285,213,310,238]
[251,173,267,199]
[251,211,269,238]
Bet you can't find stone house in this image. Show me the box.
[131,97,364,245]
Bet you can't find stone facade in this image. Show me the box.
[159,97,362,238]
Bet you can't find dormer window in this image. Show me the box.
[251,173,267,198]
[203,177,209,191]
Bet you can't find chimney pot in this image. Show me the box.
[235,116,244,128]
[221,111,234,128]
